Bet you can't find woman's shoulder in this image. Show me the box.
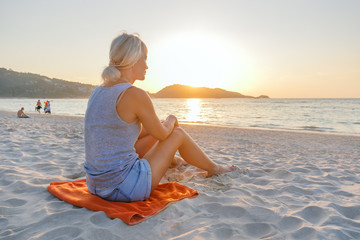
[126,86,150,99]
[121,86,152,109]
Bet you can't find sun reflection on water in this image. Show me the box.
[185,99,202,123]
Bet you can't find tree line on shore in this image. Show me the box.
[0,68,269,99]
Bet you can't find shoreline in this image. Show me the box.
[180,121,360,138]
[2,109,359,138]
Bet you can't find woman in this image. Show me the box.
[84,32,234,202]
[44,100,51,114]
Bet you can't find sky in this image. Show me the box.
[1,0,359,98]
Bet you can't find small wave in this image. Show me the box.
[353,122,360,125]
[256,123,281,128]
[300,126,334,132]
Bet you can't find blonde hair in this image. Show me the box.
[102,32,147,83]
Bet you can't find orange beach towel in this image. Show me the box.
[48,179,199,225]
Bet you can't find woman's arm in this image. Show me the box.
[138,124,149,139]
[121,87,177,141]
[136,92,177,140]
[138,116,177,139]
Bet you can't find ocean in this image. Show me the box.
[1,98,359,136]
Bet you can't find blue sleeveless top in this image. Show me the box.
[84,82,141,195]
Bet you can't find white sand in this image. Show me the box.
[1,110,360,240]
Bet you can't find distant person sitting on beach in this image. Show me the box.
[44,100,51,114]
[35,99,42,113]
[17,107,29,118]
[84,32,235,202]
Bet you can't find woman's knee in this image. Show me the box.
[170,127,187,140]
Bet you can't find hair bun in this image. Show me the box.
[101,32,146,83]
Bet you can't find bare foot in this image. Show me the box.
[207,164,237,177]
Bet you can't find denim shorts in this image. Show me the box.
[103,159,152,202]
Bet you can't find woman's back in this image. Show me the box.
[84,82,141,195]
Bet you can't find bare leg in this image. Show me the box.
[135,134,157,158]
[135,133,183,167]
[144,127,234,192]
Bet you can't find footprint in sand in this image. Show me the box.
[82,229,120,239]
[247,206,277,222]
[243,222,273,238]
[32,226,83,239]
[291,227,317,239]
[10,180,44,194]
[333,190,355,197]
[90,212,117,227]
[0,217,9,229]
[214,227,234,239]
[220,205,248,218]
[278,216,303,232]
[4,198,27,207]
[252,178,271,186]
[269,169,294,180]
[198,202,222,214]
[45,201,71,213]
[329,203,360,220]
[213,223,234,239]
[296,206,329,225]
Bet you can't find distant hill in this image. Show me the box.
[150,84,269,98]
[0,68,269,99]
[0,68,96,98]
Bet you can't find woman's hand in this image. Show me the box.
[163,115,178,132]
[167,115,178,126]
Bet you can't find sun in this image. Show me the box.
[150,32,247,91]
